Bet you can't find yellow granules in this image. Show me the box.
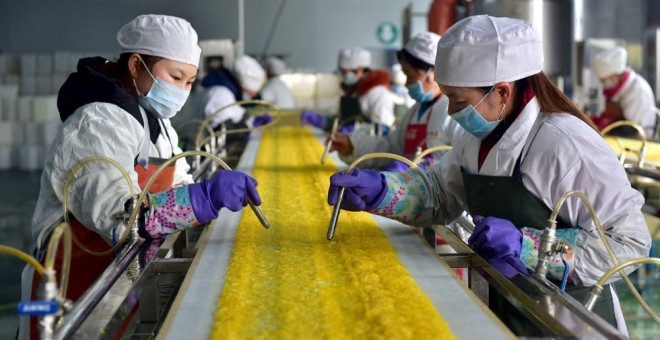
[211,127,455,339]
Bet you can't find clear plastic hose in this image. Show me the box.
[196,115,282,148]
[601,120,647,167]
[412,145,452,165]
[0,245,46,276]
[62,156,136,256]
[44,222,72,298]
[327,152,418,240]
[195,100,280,148]
[548,190,659,323]
[321,117,340,164]
[414,134,452,159]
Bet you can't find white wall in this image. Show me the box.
[0,0,417,72]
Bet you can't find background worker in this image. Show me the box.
[591,46,657,137]
[260,56,296,109]
[202,55,273,131]
[327,31,462,172]
[301,47,395,135]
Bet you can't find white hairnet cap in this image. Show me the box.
[435,15,543,87]
[592,47,627,79]
[265,57,287,75]
[338,47,371,69]
[404,32,441,65]
[234,55,266,92]
[391,63,407,85]
[117,14,202,67]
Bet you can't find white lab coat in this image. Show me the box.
[413,97,651,286]
[203,85,246,128]
[260,77,296,109]
[340,95,463,168]
[609,69,657,136]
[20,101,192,339]
[358,85,396,128]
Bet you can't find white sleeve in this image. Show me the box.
[523,120,652,286]
[619,78,657,136]
[50,103,143,240]
[551,148,651,286]
[359,86,395,127]
[204,86,245,126]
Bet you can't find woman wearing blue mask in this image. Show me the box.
[328,32,463,172]
[21,15,262,337]
[300,47,395,136]
[326,16,650,336]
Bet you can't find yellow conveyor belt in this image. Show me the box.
[211,127,455,338]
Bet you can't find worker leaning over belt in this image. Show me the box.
[300,47,395,135]
[202,55,274,132]
[327,31,463,173]
[20,14,262,339]
[326,15,651,335]
[260,57,296,109]
[591,46,657,137]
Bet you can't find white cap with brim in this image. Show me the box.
[266,57,287,75]
[117,14,202,67]
[592,47,627,79]
[234,55,266,92]
[391,64,407,85]
[435,15,543,87]
[404,32,441,66]
[338,47,371,69]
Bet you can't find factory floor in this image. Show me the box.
[0,170,658,339]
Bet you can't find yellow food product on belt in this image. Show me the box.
[212,127,455,339]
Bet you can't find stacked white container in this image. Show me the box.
[0,51,112,171]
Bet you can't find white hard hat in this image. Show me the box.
[117,14,201,67]
[391,64,406,85]
[592,47,627,79]
[338,47,371,69]
[404,32,441,66]
[435,15,543,87]
[234,55,266,92]
[265,57,287,75]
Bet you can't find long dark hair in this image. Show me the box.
[479,72,596,130]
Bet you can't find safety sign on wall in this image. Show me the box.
[376,21,398,45]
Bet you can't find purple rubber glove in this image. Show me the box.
[300,110,324,129]
[253,114,274,127]
[381,160,411,173]
[188,170,262,224]
[468,216,529,279]
[327,169,387,211]
[337,123,355,134]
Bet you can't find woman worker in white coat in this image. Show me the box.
[20,15,262,339]
[328,31,462,172]
[591,46,657,137]
[327,15,651,335]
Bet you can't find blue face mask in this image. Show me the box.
[342,72,359,86]
[407,81,434,103]
[406,69,434,103]
[450,88,503,139]
[135,58,190,119]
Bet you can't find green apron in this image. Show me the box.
[461,130,617,335]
